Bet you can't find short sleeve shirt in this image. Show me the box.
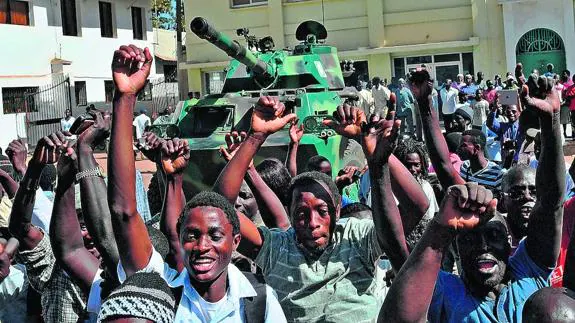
[429,240,552,323]
[255,218,383,322]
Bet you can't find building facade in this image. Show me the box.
[182,0,575,95]
[0,0,159,149]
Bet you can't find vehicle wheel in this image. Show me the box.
[340,139,365,169]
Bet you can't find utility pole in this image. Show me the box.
[176,0,188,100]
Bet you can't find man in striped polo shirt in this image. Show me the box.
[458,129,504,192]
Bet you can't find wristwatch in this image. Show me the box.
[75,167,104,183]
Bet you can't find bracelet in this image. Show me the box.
[76,167,104,183]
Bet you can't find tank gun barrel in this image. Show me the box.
[191,17,274,77]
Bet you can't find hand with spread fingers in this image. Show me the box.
[436,182,498,231]
[322,103,367,142]
[32,131,72,166]
[77,110,111,149]
[160,138,190,175]
[139,132,165,162]
[0,237,18,283]
[409,69,434,114]
[521,73,560,117]
[289,119,304,144]
[220,131,254,168]
[6,139,28,175]
[251,96,297,136]
[111,44,153,96]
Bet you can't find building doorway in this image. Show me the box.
[516,28,566,76]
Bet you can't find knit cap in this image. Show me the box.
[98,272,176,323]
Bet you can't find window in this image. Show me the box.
[163,65,177,83]
[137,81,152,101]
[131,7,144,40]
[74,81,86,106]
[231,0,267,8]
[203,71,225,94]
[2,87,38,114]
[0,0,30,26]
[104,80,114,103]
[99,1,114,38]
[61,0,78,36]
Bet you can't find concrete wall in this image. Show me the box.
[0,0,159,149]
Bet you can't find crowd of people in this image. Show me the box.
[1,43,575,323]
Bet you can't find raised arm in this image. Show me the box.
[50,144,100,293]
[8,133,67,250]
[325,107,408,272]
[379,183,496,322]
[286,120,303,177]
[389,154,430,236]
[214,97,295,259]
[220,131,290,230]
[77,110,120,275]
[410,70,465,188]
[522,75,566,268]
[108,45,154,276]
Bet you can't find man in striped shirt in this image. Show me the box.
[458,129,504,192]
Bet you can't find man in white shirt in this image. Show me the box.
[440,79,459,127]
[133,108,151,142]
[371,77,391,117]
[60,109,76,133]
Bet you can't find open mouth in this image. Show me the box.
[476,257,498,274]
[190,257,216,273]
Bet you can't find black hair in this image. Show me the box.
[461,129,487,150]
[255,158,292,206]
[39,164,57,191]
[147,225,169,260]
[445,132,462,153]
[307,155,331,173]
[395,138,429,178]
[287,171,341,215]
[341,203,372,220]
[177,191,240,235]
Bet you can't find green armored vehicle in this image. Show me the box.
[162,17,363,195]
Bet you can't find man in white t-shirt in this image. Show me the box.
[440,79,459,126]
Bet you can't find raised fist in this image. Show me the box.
[77,110,111,149]
[6,139,28,175]
[251,96,297,136]
[111,45,153,96]
[436,182,497,231]
[32,131,72,166]
[160,138,190,175]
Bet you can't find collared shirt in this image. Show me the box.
[0,264,28,322]
[429,240,552,323]
[395,88,415,115]
[440,87,459,115]
[16,230,91,323]
[116,250,286,323]
[460,160,504,192]
[255,218,383,323]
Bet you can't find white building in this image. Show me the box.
[0,0,159,149]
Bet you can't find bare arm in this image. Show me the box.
[523,77,566,268]
[50,149,100,294]
[389,154,430,236]
[108,45,154,276]
[410,71,465,188]
[379,184,496,322]
[245,167,290,230]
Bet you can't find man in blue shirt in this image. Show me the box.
[380,74,565,323]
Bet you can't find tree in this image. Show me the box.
[151,0,175,30]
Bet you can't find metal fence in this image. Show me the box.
[25,75,72,147]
